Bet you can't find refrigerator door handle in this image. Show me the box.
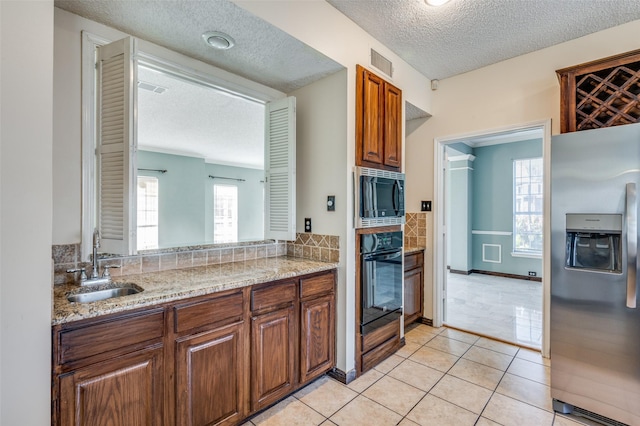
[626,182,637,309]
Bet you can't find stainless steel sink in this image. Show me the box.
[67,284,143,303]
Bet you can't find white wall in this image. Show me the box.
[290,69,350,371]
[0,1,54,424]
[405,19,640,321]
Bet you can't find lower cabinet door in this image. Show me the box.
[404,267,423,325]
[300,294,335,384]
[251,306,296,411]
[58,346,164,426]
[175,322,247,426]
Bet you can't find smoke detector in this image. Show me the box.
[202,31,235,50]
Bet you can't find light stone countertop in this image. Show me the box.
[53,256,337,326]
[404,246,426,255]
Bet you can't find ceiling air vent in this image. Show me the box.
[138,81,167,94]
[371,49,393,78]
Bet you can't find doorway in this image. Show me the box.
[433,120,551,357]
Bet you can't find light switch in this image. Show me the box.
[421,201,432,212]
[327,195,335,211]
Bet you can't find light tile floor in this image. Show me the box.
[243,324,593,426]
[446,272,543,348]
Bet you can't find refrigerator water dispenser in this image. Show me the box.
[565,214,622,273]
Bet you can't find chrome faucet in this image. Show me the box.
[66,228,120,286]
[91,229,101,279]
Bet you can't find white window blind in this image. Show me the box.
[265,97,296,241]
[96,37,137,255]
[513,157,543,254]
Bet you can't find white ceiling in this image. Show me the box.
[55,0,640,165]
[327,0,640,80]
[137,66,265,168]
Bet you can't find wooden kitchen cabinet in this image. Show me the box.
[173,291,247,426]
[250,281,297,411]
[404,251,424,327]
[300,273,336,384]
[356,64,402,171]
[59,346,164,426]
[53,308,166,426]
[53,269,336,426]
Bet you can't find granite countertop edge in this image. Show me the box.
[404,246,426,255]
[53,256,338,326]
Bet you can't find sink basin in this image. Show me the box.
[67,283,143,303]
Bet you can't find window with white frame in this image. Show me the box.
[214,185,238,243]
[137,176,159,250]
[513,158,543,255]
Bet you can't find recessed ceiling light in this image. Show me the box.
[425,0,451,5]
[202,31,235,50]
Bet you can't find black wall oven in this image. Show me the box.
[360,231,403,335]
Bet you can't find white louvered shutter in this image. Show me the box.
[96,37,137,255]
[265,97,296,241]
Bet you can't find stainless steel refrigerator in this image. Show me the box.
[551,122,640,426]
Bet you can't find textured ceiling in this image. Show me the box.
[55,0,345,169]
[54,0,640,163]
[54,0,344,94]
[137,67,264,168]
[327,0,640,80]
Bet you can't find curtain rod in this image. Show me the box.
[138,168,167,174]
[208,175,246,182]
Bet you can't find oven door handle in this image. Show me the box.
[364,251,402,262]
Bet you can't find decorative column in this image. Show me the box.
[447,154,475,274]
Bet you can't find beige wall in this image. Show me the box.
[290,69,351,371]
[405,19,640,320]
[1,1,53,423]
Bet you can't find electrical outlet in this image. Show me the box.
[327,195,335,211]
[528,271,537,277]
[421,201,432,212]
[304,218,312,233]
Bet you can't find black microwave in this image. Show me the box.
[354,166,405,228]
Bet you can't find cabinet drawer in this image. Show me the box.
[300,272,334,299]
[58,309,164,366]
[174,292,244,333]
[404,252,423,271]
[251,281,296,314]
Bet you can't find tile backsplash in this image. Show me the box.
[286,233,340,263]
[53,234,340,285]
[404,212,427,248]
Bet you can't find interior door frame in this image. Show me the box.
[432,119,552,357]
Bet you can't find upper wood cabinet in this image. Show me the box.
[557,49,640,133]
[356,65,403,171]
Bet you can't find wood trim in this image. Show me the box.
[327,367,357,385]
[449,269,471,275]
[471,269,542,282]
[556,49,640,133]
[420,317,433,327]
